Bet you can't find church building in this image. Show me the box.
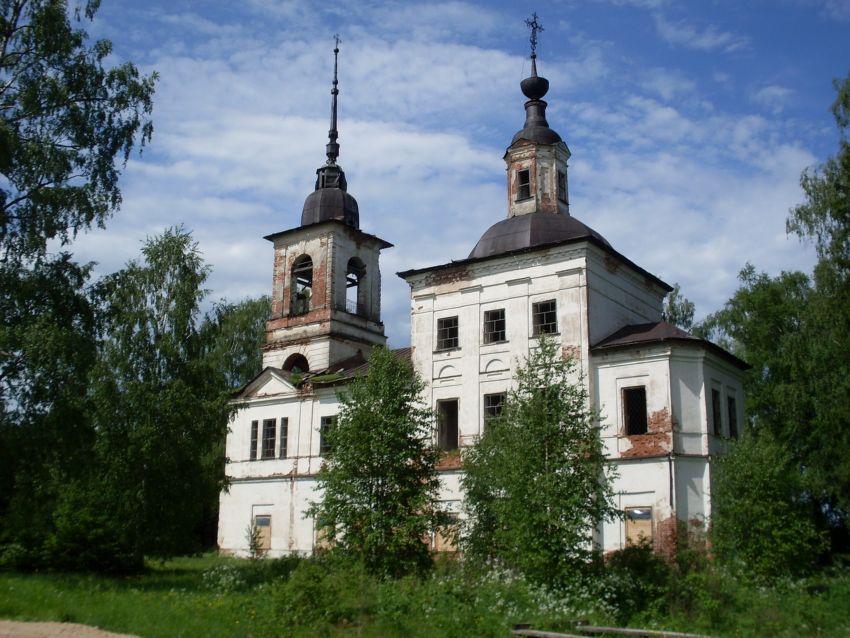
[217,38,747,558]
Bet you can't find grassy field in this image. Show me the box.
[1,554,849,637]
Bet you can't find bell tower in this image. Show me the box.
[504,14,571,219]
[262,39,392,374]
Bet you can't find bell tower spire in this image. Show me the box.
[326,34,341,164]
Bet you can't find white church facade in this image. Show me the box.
[217,44,747,558]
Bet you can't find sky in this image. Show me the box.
[64,0,850,347]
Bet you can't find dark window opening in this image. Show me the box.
[557,170,567,203]
[345,257,367,316]
[290,255,313,316]
[437,316,459,350]
[532,300,557,336]
[483,309,506,344]
[262,418,276,459]
[320,416,336,456]
[727,397,738,439]
[437,399,459,451]
[517,169,531,200]
[250,420,259,460]
[623,387,648,435]
[483,393,506,423]
[282,353,309,375]
[279,417,289,458]
[711,388,722,436]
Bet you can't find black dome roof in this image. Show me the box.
[301,187,359,228]
[469,212,609,259]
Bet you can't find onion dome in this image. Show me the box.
[300,39,360,229]
[511,53,562,146]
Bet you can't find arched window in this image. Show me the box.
[345,257,366,316]
[282,353,309,375]
[290,255,313,316]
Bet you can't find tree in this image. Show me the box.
[711,430,826,581]
[461,338,618,586]
[0,0,156,262]
[307,346,443,578]
[200,295,270,390]
[661,283,695,331]
[88,227,231,566]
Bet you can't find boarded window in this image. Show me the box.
[711,388,722,436]
[320,416,336,456]
[532,300,557,336]
[557,170,567,203]
[250,420,258,460]
[483,392,506,422]
[261,418,276,459]
[437,399,459,451]
[517,169,531,200]
[434,512,459,552]
[625,507,652,545]
[623,387,648,435]
[436,316,459,350]
[483,308,506,343]
[279,417,289,458]
[727,396,738,439]
[254,514,272,551]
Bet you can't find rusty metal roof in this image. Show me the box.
[592,321,749,370]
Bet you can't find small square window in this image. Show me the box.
[532,300,557,336]
[279,417,289,458]
[320,416,336,456]
[483,393,506,422]
[250,420,259,460]
[437,399,459,451]
[557,170,567,203]
[261,418,276,459]
[517,169,531,200]
[437,316,459,350]
[711,389,722,436]
[623,387,648,435]
[483,309,506,344]
[727,397,738,439]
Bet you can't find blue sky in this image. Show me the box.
[66,0,850,346]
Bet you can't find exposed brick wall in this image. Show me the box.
[621,407,674,459]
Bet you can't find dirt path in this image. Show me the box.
[0,621,139,638]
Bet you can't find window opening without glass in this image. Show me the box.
[727,396,738,439]
[437,399,459,451]
[623,387,648,435]
[711,389,722,436]
[532,300,557,336]
[436,316,459,350]
[345,257,366,316]
[557,170,567,203]
[290,255,313,316]
[483,393,506,423]
[517,169,531,200]
[320,416,336,456]
[279,417,289,458]
[483,308,506,344]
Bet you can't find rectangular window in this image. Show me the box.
[320,416,336,456]
[557,170,567,203]
[254,514,272,551]
[483,308,506,344]
[279,417,289,458]
[711,388,722,436]
[517,169,531,200]
[623,386,648,435]
[532,299,558,336]
[625,507,652,545]
[483,392,506,422]
[436,316,459,350]
[437,399,459,451]
[250,420,258,460]
[261,418,276,459]
[434,512,460,552]
[727,396,738,439]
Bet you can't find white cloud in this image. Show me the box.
[653,14,748,53]
[752,84,794,114]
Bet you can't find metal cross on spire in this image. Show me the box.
[524,12,544,57]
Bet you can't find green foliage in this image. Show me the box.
[200,296,270,390]
[661,283,695,330]
[461,337,618,586]
[711,430,827,581]
[0,0,156,262]
[245,523,265,561]
[307,346,443,578]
